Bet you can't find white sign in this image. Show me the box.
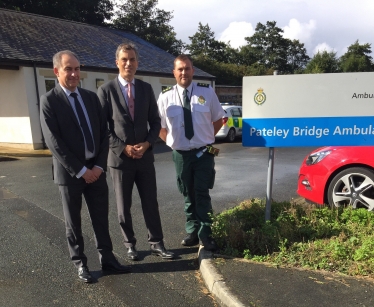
[242,72,374,147]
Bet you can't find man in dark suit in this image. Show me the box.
[40,50,130,283]
[97,43,174,260]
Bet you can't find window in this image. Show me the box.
[45,79,56,92]
[231,108,241,117]
[96,79,104,89]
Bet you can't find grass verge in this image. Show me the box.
[211,198,374,278]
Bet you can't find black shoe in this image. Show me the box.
[78,265,93,283]
[101,259,131,274]
[181,233,199,246]
[150,242,175,259]
[201,237,218,252]
[127,246,139,261]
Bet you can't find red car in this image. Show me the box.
[297,146,374,210]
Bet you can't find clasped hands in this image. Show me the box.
[124,142,150,159]
[82,166,103,184]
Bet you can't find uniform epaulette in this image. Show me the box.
[162,86,172,93]
[197,83,210,88]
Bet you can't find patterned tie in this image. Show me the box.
[70,93,94,153]
[183,89,194,140]
[127,83,135,120]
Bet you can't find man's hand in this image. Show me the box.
[133,141,150,158]
[82,169,99,184]
[91,166,103,179]
[123,143,148,159]
[123,144,136,158]
[159,128,167,142]
[213,118,223,135]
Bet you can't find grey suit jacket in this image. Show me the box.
[97,77,161,168]
[40,84,109,184]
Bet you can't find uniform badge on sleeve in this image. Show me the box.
[198,96,206,104]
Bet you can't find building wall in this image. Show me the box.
[215,86,242,105]
[0,66,214,149]
[0,67,36,148]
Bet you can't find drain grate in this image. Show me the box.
[0,187,17,199]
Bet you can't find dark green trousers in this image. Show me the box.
[172,149,216,240]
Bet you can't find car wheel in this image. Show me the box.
[327,167,374,210]
[225,128,236,142]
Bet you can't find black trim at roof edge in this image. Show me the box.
[0,59,216,81]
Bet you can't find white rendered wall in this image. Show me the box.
[0,68,35,148]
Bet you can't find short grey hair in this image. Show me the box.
[115,43,139,61]
[53,50,80,68]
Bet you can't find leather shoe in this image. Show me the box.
[78,265,93,283]
[101,259,131,273]
[181,233,199,246]
[150,242,175,259]
[127,246,139,261]
[201,237,218,252]
[181,232,199,246]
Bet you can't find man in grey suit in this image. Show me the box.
[40,50,130,283]
[97,43,174,260]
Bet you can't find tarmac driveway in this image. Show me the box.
[0,142,314,306]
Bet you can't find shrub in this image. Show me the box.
[211,199,374,277]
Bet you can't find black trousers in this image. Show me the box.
[109,162,164,248]
[59,173,115,268]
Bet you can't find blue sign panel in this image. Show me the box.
[243,116,374,147]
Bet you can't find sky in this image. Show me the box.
[156,0,374,56]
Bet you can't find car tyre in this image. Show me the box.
[225,128,236,142]
[327,167,374,210]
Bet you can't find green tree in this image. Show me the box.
[193,55,243,85]
[287,39,310,73]
[192,56,270,85]
[241,21,309,73]
[112,0,184,55]
[223,43,242,65]
[0,0,113,25]
[188,23,230,62]
[304,50,340,74]
[243,21,289,71]
[339,40,373,72]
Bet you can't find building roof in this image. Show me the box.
[0,9,214,79]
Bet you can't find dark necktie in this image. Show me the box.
[70,93,94,153]
[183,89,194,140]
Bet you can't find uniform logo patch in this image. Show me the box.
[198,95,206,104]
[254,88,266,105]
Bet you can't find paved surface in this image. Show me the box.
[199,250,374,307]
[2,145,374,307]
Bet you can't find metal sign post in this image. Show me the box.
[265,147,274,221]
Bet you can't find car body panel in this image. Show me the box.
[216,105,242,140]
[297,146,374,205]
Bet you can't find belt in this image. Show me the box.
[175,146,207,153]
